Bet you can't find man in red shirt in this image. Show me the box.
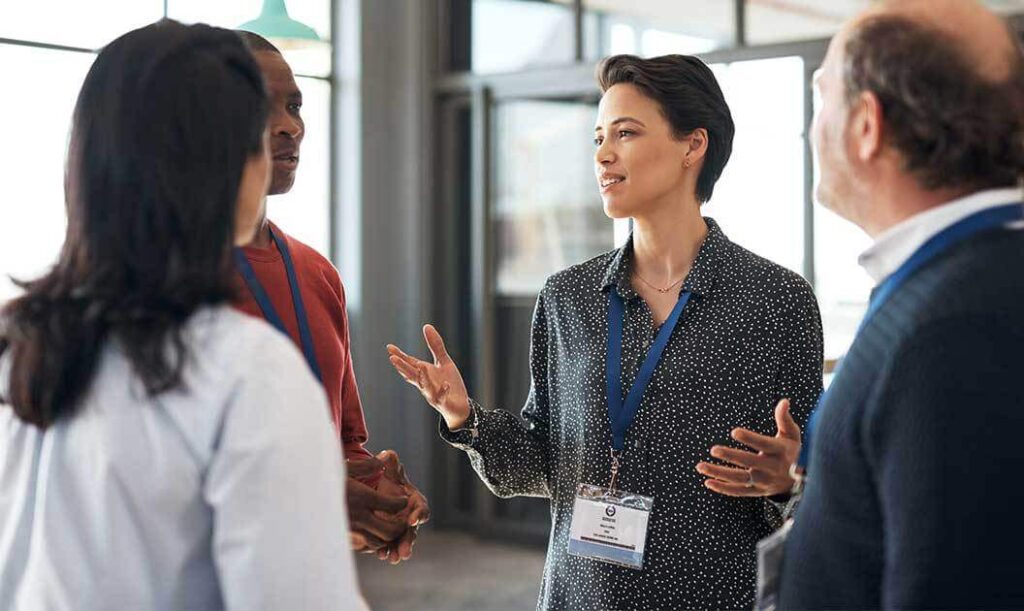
[236,31,428,563]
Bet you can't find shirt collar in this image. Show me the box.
[858,187,1024,284]
[601,217,729,299]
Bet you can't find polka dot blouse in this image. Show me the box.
[441,218,824,610]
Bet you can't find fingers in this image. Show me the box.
[422,324,452,365]
[388,353,423,385]
[351,529,388,551]
[347,477,409,515]
[774,398,801,442]
[710,445,773,471]
[365,487,410,515]
[375,449,401,472]
[359,512,408,543]
[704,478,764,497]
[386,344,426,369]
[696,461,753,484]
[730,428,790,456]
[407,492,431,527]
[346,457,385,480]
[395,526,417,562]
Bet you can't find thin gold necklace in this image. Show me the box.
[633,271,686,294]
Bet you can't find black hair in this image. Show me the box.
[598,54,736,203]
[237,30,282,54]
[0,19,269,428]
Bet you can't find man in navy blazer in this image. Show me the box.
[779,0,1024,608]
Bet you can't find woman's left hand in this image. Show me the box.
[696,399,801,497]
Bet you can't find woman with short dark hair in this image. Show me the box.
[0,20,364,611]
[389,54,824,609]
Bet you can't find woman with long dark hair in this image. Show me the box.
[0,21,364,610]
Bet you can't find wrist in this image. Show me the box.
[444,400,471,430]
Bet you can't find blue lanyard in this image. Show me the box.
[797,202,1024,470]
[607,289,692,453]
[234,228,324,384]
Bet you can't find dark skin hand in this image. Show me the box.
[346,457,409,550]
[346,452,431,564]
[372,450,431,565]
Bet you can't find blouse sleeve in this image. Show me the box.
[765,278,824,523]
[438,286,553,499]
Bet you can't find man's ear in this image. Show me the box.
[850,90,884,162]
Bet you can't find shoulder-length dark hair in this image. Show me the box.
[0,20,268,428]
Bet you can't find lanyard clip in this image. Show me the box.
[609,448,623,492]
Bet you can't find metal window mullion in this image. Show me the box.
[802,61,817,286]
[735,0,746,47]
[328,0,339,263]
[470,84,498,529]
[573,0,583,62]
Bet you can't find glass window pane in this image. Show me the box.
[0,0,162,49]
[809,70,871,363]
[705,57,805,277]
[0,46,94,303]
[492,100,613,295]
[472,0,575,74]
[167,0,331,77]
[266,77,331,256]
[585,0,734,59]
[813,208,871,363]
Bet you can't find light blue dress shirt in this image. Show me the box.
[0,307,367,610]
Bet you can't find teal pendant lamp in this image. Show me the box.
[238,0,321,49]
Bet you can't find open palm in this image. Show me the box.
[387,324,471,430]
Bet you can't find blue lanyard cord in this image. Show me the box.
[798,202,1024,470]
[234,228,324,384]
[606,289,692,452]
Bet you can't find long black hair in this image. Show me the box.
[0,20,268,428]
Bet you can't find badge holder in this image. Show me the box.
[568,450,654,570]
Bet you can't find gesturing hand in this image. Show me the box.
[387,324,471,430]
[696,398,802,497]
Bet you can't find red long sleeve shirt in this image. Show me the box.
[234,222,372,462]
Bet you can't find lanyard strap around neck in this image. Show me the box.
[607,289,692,453]
[797,202,1024,470]
[234,228,324,384]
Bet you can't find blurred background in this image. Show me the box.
[2,1,1023,608]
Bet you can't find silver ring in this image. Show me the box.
[745,470,755,489]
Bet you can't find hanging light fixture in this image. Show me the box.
[238,0,321,50]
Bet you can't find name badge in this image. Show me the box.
[567,483,653,570]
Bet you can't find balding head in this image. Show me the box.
[839,0,1022,191]
[810,0,1022,234]
[860,0,1020,83]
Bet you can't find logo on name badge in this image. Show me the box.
[605,505,617,517]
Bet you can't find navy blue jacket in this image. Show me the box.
[780,224,1024,609]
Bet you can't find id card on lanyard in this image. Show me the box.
[755,201,1024,611]
[234,227,324,384]
[567,288,691,570]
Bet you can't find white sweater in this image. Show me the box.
[0,307,367,611]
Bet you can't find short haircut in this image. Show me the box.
[597,54,735,203]
[236,30,281,55]
[844,14,1024,190]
